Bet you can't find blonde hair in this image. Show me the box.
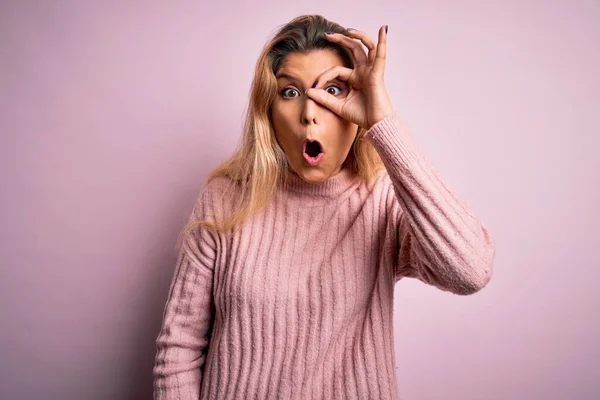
[176,14,384,249]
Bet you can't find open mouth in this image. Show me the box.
[302,139,324,166]
[305,140,322,157]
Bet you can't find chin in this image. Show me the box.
[291,165,330,183]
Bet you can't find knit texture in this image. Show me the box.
[153,112,496,399]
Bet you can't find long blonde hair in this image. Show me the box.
[176,14,384,249]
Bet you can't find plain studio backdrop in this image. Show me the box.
[1,1,598,399]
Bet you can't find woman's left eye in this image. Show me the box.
[325,85,342,96]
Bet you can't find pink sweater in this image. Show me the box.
[153,112,495,399]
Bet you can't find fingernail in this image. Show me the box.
[347,28,356,31]
[385,25,388,34]
[311,80,318,88]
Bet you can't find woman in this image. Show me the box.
[153,14,495,400]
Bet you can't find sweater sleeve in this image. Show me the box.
[153,185,218,399]
[364,112,495,295]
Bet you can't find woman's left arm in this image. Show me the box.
[307,25,495,295]
[365,111,496,295]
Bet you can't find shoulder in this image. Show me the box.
[202,175,237,199]
[364,168,401,217]
[364,167,395,199]
[190,175,240,221]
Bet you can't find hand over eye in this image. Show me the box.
[306,25,395,130]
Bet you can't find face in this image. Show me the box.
[271,49,358,183]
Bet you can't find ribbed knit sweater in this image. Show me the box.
[153,112,496,400]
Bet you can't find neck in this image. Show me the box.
[282,166,359,198]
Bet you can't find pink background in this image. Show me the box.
[1,1,598,399]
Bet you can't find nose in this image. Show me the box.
[301,90,318,125]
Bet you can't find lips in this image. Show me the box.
[302,139,324,166]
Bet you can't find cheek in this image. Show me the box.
[333,127,358,152]
[271,105,291,133]
[271,109,300,152]
[272,126,297,156]
[274,131,292,151]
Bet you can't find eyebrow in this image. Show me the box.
[275,72,344,87]
[275,72,300,82]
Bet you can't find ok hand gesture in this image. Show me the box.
[306,25,395,130]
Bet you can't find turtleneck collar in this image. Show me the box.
[281,167,360,198]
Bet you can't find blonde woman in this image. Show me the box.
[153,14,495,400]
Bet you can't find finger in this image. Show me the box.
[346,29,377,64]
[325,32,368,65]
[305,87,345,117]
[312,65,357,89]
[373,25,387,76]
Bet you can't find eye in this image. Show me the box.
[280,87,300,98]
[325,84,343,96]
[280,84,344,99]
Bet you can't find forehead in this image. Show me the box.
[276,49,345,83]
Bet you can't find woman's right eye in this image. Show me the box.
[281,88,300,98]
[280,84,343,99]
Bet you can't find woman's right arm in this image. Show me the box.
[153,187,218,400]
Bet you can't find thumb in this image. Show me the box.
[306,88,345,117]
